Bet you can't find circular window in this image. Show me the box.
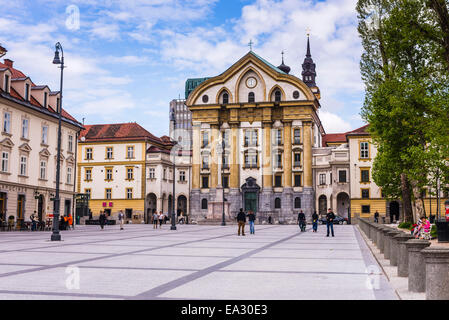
[293,91,300,99]
[202,95,209,103]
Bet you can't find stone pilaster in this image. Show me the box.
[303,121,313,188]
[210,125,219,189]
[191,123,201,190]
[283,121,292,187]
[230,124,240,189]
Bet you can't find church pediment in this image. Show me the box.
[54,153,65,161]
[0,137,14,148]
[18,143,32,152]
[39,148,51,157]
[66,155,75,164]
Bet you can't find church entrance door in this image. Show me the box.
[244,192,257,213]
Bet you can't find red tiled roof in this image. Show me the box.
[322,124,370,147]
[79,123,169,145]
[0,61,27,79]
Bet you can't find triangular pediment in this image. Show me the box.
[18,143,32,152]
[39,148,51,157]
[0,137,14,148]
[54,153,65,161]
[66,155,75,164]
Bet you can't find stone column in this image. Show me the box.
[303,121,313,188]
[210,125,219,191]
[422,247,449,300]
[191,123,201,190]
[260,122,273,215]
[385,230,401,261]
[228,124,240,216]
[283,121,292,187]
[406,239,431,292]
[381,227,393,256]
[390,233,405,266]
[377,226,389,253]
[396,234,415,277]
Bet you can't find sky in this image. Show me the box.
[0,0,366,137]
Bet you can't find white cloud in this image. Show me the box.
[319,110,353,133]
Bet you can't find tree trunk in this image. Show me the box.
[411,181,425,223]
[428,0,449,71]
[401,173,414,223]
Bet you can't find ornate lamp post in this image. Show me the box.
[51,42,64,241]
[170,108,177,231]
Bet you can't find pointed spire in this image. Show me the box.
[302,30,317,87]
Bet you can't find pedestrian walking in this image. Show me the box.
[118,210,125,230]
[158,211,164,228]
[268,215,272,224]
[312,211,319,233]
[30,211,38,231]
[248,210,256,234]
[298,210,306,232]
[152,210,158,229]
[326,208,335,237]
[99,211,106,230]
[374,211,379,223]
[237,208,246,236]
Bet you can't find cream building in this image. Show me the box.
[77,123,190,223]
[0,56,83,228]
[186,39,325,222]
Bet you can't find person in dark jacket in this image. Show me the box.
[326,208,335,237]
[99,211,107,230]
[374,211,379,223]
[247,211,256,234]
[298,211,306,231]
[237,208,246,236]
[312,211,319,232]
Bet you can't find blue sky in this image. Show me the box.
[0,0,365,136]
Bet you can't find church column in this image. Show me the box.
[191,123,201,190]
[230,124,240,189]
[262,122,273,188]
[303,121,313,187]
[283,121,292,187]
[210,124,219,190]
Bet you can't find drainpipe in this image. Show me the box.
[72,131,79,229]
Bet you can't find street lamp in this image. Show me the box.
[170,108,177,231]
[221,137,226,226]
[50,42,65,241]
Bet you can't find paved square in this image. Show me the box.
[0,223,397,300]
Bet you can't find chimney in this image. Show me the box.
[4,59,13,67]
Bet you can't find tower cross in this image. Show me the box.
[248,40,254,51]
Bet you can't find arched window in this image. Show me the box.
[248,92,255,103]
[274,90,281,102]
[275,198,281,209]
[223,92,229,104]
[201,199,208,210]
[294,197,301,209]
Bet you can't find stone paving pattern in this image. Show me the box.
[0,224,398,300]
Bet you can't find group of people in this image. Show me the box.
[299,209,336,237]
[236,209,256,236]
[152,211,168,229]
[413,216,431,239]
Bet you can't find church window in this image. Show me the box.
[294,197,301,208]
[223,92,229,104]
[275,129,282,145]
[294,174,302,187]
[202,95,209,103]
[294,129,301,144]
[202,198,208,209]
[274,175,282,187]
[294,153,301,167]
[202,176,209,189]
[274,90,281,102]
[248,92,255,103]
[293,91,300,99]
[275,198,281,209]
[319,174,326,185]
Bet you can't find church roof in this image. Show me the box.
[247,51,288,75]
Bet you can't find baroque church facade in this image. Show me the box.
[185,38,325,222]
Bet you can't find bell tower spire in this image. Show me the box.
[301,30,317,88]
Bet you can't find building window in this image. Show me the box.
[4,75,9,92]
[244,152,258,168]
[163,169,167,180]
[25,83,30,101]
[248,92,255,103]
[201,198,208,210]
[39,160,46,179]
[85,189,91,199]
[105,168,113,181]
[294,197,301,209]
[274,90,281,102]
[360,142,369,159]
[44,92,48,108]
[3,112,11,134]
[68,135,73,152]
[361,189,370,199]
[319,173,326,185]
[294,129,301,144]
[86,148,93,160]
[148,168,155,179]
[339,170,347,183]
[223,155,229,169]
[202,156,209,169]
[222,175,229,188]
[222,130,230,147]
[105,188,112,200]
[275,153,283,169]
[85,168,92,181]
[361,169,370,183]
[202,176,209,189]
[362,205,371,214]
[294,174,302,187]
[202,131,209,148]
[275,198,281,209]
[275,129,283,145]
[42,126,48,145]
[106,147,113,159]
[274,175,282,188]
[244,129,258,147]
[126,188,133,200]
[66,167,72,184]
[223,92,229,104]
[294,153,301,167]
[19,156,27,176]
[21,119,29,139]
[293,90,300,99]
[127,167,134,180]
[179,170,186,182]
[202,95,209,103]
[127,146,134,159]
[1,152,8,172]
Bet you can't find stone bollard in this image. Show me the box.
[406,239,431,292]
[422,247,449,300]
[396,234,415,277]
[390,232,405,266]
[384,230,401,261]
[378,226,391,254]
